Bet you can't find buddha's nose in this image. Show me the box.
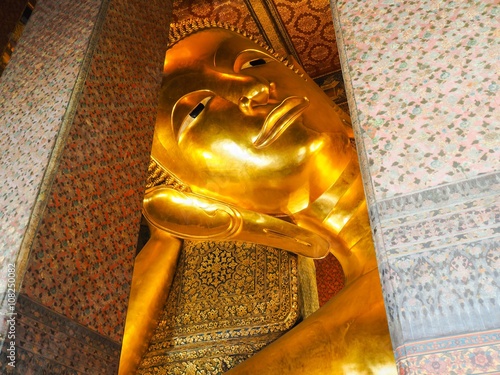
[238,81,276,115]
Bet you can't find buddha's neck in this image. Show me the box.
[293,155,377,284]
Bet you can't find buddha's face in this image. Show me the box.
[153,28,352,215]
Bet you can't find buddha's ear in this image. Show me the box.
[143,186,330,259]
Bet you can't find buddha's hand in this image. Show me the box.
[143,186,329,258]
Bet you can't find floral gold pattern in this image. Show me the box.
[137,240,299,374]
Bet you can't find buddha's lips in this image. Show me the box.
[253,96,309,149]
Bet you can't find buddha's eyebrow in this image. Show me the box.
[213,37,257,69]
[213,39,234,69]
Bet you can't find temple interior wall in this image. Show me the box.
[1,0,498,373]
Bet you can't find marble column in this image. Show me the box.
[0,0,172,373]
[332,0,499,373]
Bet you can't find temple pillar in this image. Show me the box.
[332,0,499,373]
[0,0,172,372]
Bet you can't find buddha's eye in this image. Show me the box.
[241,57,271,70]
[234,50,275,72]
[189,101,206,119]
[178,96,212,141]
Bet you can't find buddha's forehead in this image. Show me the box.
[164,28,265,74]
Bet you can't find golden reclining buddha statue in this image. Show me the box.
[120,20,397,375]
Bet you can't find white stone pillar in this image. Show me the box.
[332,0,499,372]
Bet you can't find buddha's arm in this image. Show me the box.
[225,269,395,375]
[143,185,332,258]
[118,228,182,375]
